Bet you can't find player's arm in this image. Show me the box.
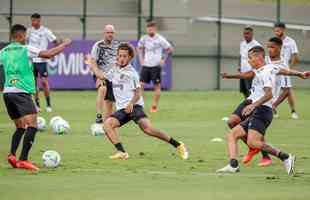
[39,39,71,59]
[277,68,307,79]
[125,88,141,113]
[85,55,106,80]
[289,53,299,68]
[221,71,255,79]
[242,87,273,116]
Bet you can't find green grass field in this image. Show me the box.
[0,90,310,200]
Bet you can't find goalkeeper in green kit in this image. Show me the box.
[0,24,71,171]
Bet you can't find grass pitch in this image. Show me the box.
[1,90,310,200]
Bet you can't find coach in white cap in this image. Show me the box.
[91,24,120,123]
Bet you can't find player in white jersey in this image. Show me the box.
[273,22,300,119]
[217,46,296,175]
[86,43,188,160]
[27,13,60,112]
[137,21,173,113]
[90,24,120,123]
[239,26,262,98]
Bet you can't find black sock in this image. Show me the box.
[230,159,239,168]
[261,150,271,158]
[35,98,40,107]
[114,143,125,152]
[96,113,102,119]
[10,128,26,155]
[169,138,181,148]
[19,127,37,161]
[291,109,296,113]
[278,152,289,161]
[46,96,51,107]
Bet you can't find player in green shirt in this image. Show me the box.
[0,24,71,171]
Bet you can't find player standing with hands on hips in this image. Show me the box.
[137,21,173,113]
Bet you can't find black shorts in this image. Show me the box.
[240,105,273,135]
[33,62,48,78]
[93,76,115,102]
[140,66,161,84]
[111,105,147,127]
[232,99,253,121]
[3,93,37,120]
[240,78,253,97]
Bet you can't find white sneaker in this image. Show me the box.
[291,112,299,120]
[273,113,279,119]
[46,106,53,112]
[283,154,296,176]
[216,164,240,173]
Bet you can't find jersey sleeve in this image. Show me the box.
[90,42,98,59]
[105,68,114,82]
[262,71,274,88]
[27,45,41,58]
[45,28,57,42]
[160,36,171,49]
[291,40,299,54]
[137,36,145,48]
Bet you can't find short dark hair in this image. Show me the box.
[274,22,286,29]
[31,13,41,19]
[269,37,283,46]
[244,26,253,32]
[248,45,265,57]
[117,43,135,58]
[10,24,27,38]
[146,21,157,28]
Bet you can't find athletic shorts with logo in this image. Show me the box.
[111,105,147,127]
[93,75,115,102]
[232,99,253,121]
[3,93,37,119]
[33,62,48,78]
[140,66,161,84]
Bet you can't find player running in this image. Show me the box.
[273,22,300,119]
[86,43,188,160]
[91,24,119,123]
[27,13,61,112]
[0,24,71,171]
[223,37,309,167]
[217,46,307,175]
[239,26,262,98]
[137,21,173,113]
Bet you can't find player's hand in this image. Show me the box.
[62,38,72,47]
[159,59,165,66]
[242,104,256,116]
[220,72,228,79]
[125,103,134,113]
[304,71,310,78]
[85,54,97,70]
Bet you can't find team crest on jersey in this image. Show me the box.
[10,79,18,85]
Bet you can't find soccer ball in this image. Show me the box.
[42,150,61,168]
[90,123,105,136]
[52,118,70,135]
[49,116,63,127]
[37,116,47,131]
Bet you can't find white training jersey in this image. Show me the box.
[90,39,120,73]
[106,64,144,110]
[138,33,171,67]
[27,26,57,63]
[247,64,277,108]
[280,36,298,68]
[240,39,262,72]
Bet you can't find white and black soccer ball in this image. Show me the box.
[52,119,70,135]
[42,150,61,168]
[90,123,105,136]
[49,116,63,127]
[37,116,47,131]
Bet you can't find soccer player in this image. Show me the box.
[239,26,262,98]
[86,43,188,160]
[273,22,300,119]
[217,46,297,175]
[91,24,119,123]
[222,38,308,167]
[137,21,173,113]
[0,24,71,171]
[27,13,61,112]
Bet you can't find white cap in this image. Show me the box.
[104,24,115,32]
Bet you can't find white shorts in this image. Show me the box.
[280,75,292,88]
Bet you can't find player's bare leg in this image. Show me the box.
[137,117,189,160]
[95,82,106,123]
[42,77,52,112]
[287,89,299,119]
[150,83,160,113]
[34,78,41,112]
[104,100,114,121]
[103,117,128,160]
[140,81,145,98]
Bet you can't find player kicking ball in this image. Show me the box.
[1,24,71,171]
[217,46,298,175]
[86,43,188,160]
